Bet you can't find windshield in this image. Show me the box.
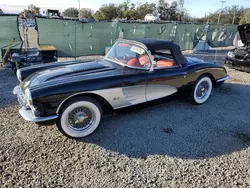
[106,41,151,68]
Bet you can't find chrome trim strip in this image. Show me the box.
[56,85,147,113]
[216,75,230,83]
[56,84,178,113]
[19,107,58,122]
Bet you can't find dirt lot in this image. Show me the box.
[0,50,250,187]
[1,28,250,187]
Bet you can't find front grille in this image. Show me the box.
[235,55,244,60]
[16,87,26,107]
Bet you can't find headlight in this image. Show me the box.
[25,88,32,105]
[227,51,235,58]
[16,69,22,82]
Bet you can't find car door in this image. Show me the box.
[146,66,187,101]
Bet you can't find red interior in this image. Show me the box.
[156,60,175,67]
[127,57,174,68]
[127,58,142,67]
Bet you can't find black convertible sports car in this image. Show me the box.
[225,23,250,72]
[13,38,229,138]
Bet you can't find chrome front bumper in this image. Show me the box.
[13,85,58,122]
[19,107,58,122]
[216,75,230,83]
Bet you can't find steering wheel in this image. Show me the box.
[123,54,130,61]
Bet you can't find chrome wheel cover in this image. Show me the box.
[193,77,212,104]
[68,106,95,131]
[196,81,210,100]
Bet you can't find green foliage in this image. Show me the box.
[80,8,94,19]
[93,1,156,21]
[136,3,157,20]
[240,9,250,25]
[192,5,245,24]
[117,1,137,20]
[63,7,79,18]
[93,11,106,21]
[98,4,120,20]
[24,4,40,19]
[157,0,184,21]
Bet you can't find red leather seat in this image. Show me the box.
[156,60,175,67]
[127,58,142,67]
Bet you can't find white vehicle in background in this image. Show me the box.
[144,14,160,22]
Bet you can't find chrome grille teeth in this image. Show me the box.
[17,92,26,107]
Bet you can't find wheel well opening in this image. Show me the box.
[58,93,114,114]
[203,73,216,87]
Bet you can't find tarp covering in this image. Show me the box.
[174,23,206,51]
[35,17,238,57]
[0,15,23,62]
[206,24,238,48]
[37,18,117,57]
[75,22,118,56]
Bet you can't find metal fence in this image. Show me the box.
[36,17,238,57]
[0,15,238,60]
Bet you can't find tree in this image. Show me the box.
[158,0,170,20]
[98,4,120,20]
[240,8,250,24]
[193,5,245,24]
[63,7,79,18]
[117,1,138,20]
[0,9,3,14]
[24,4,40,19]
[169,1,179,21]
[93,11,106,21]
[80,8,94,19]
[135,3,157,20]
[157,0,183,21]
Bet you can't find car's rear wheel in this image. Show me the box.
[189,75,213,105]
[56,96,102,138]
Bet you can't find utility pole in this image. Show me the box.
[217,0,226,24]
[78,0,81,20]
[232,11,236,25]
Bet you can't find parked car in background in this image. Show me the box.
[13,38,229,139]
[225,24,250,72]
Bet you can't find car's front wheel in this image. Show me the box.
[189,75,213,105]
[56,96,102,138]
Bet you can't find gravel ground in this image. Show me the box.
[1,53,250,187]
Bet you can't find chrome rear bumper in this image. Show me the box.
[216,75,230,83]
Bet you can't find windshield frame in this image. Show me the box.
[104,40,153,70]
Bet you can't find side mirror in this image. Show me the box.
[152,60,157,67]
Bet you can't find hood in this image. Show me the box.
[22,60,116,90]
[238,24,250,45]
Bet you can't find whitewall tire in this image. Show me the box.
[56,96,102,138]
[189,76,213,105]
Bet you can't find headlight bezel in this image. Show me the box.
[25,88,33,105]
[16,69,22,82]
[227,51,235,58]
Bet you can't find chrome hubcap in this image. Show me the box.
[68,107,94,131]
[196,81,209,100]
